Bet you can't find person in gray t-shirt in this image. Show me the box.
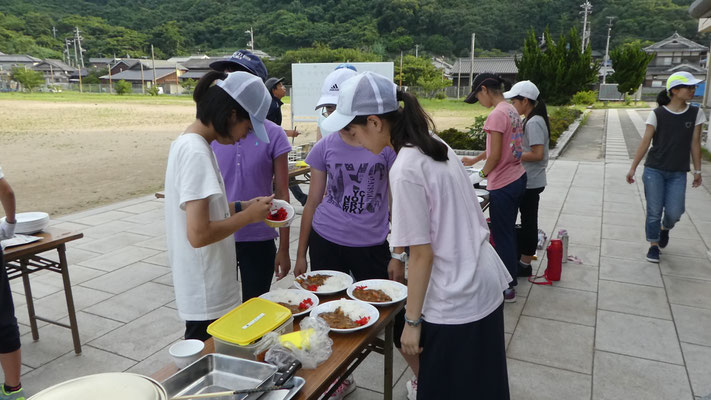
[504,81,550,277]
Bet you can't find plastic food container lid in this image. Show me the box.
[28,373,166,400]
[207,298,291,346]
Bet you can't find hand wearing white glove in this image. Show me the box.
[469,172,484,185]
[0,219,15,240]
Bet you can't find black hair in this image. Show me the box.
[513,95,551,138]
[348,91,448,162]
[656,89,672,107]
[472,72,512,98]
[193,70,250,138]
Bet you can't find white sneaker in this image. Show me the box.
[406,376,418,400]
[327,375,356,400]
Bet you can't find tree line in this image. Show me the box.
[0,0,704,61]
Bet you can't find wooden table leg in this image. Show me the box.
[20,259,39,341]
[58,244,81,354]
[384,319,394,400]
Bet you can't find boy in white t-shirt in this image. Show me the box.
[165,71,274,341]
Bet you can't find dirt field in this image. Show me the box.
[0,96,479,217]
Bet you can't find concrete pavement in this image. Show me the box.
[11,108,711,399]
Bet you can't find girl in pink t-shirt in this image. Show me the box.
[463,73,527,302]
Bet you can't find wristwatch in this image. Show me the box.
[693,170,702,176]
[479,169,488,178]
[404,314,424,327]
[391,251,408,263]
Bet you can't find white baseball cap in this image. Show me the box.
[321,72,398,133]
[503,80,540,101]
[666,71,703,92]
[216,71,271,143]
[315,68,359,109]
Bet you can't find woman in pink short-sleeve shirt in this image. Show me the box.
[463,73,527,302]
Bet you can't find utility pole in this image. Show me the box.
[75,27,85,69]
[469,33,475,91]
[245,27,254,52]
[107,63,113,93]
[140,61,145,94]
[64,39,72,65]
[72,34,82,92]
[415,44,419,58]
[151,44,157,87]
[399,51,403,87]
[580,1,593,52]
[603,16,615,84]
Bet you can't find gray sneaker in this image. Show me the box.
[504,287,516,303]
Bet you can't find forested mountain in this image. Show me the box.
[0,0,704,60]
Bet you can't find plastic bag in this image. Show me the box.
[537,229,548,250]
[256,316,333,369]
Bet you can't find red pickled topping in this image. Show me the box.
[355,316,370,326]
[307,285,318,291]
[298,298,314,310]
[355,285,367,290]
[267,207,288,221]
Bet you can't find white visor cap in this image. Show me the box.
[503,80,540,101]
[320,71,398,133]
[216,71,271,143]
[315,68,359,110]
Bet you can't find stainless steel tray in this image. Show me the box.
[162,354,278,400]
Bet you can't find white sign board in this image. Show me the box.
[290,62,395,124]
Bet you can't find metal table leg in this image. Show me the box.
[58,244,81,354]
[384,319,394,400]
[20,259,39,341]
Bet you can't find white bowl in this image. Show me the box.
[168,340,204,369]
[474,189,489,197]
[309,299,380,333]
[264,199,295,228]
[259,289,319,317]
[346,279,407,306]
[294,270,353,295]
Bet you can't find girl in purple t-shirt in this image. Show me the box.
[462,73,527,302]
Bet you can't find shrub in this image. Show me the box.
[114,80,132,95]
[571,90,597,105]
[438,115,487,150]
[147,86,159,96]
[548,107,582,148]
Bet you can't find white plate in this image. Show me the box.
[477,196,485,203]
[479,179,488,188]
[259,289,319,317]
[309,299,379,333]
[474,189,489,197]
[264,199,295,228]
[3,212,50,234]
[346,279,407,306]
[293,270,353,295]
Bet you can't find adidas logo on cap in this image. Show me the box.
[329,83,339,91]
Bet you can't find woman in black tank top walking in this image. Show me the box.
[626,71,705,263]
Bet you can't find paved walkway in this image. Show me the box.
[12,109,711,399]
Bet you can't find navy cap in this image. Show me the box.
[265,77,284,92]
[209,50,268,82]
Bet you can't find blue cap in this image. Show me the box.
[209,50,268,82]
[336,63,357,72]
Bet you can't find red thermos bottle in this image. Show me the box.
[546,239,563,281]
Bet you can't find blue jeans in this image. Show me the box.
[489,173,527,287]
[643,167,687,243]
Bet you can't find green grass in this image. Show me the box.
[0,91,194,105]
[702,147,711,162]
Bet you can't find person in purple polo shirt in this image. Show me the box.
[211,53,293,302]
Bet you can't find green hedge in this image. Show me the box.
[439,108,582,150]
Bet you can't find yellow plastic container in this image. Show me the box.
[208,298,294,360]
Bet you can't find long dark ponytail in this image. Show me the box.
[385,91,448,161]
[193,70,250,138]
[656,89,672,107]
[516,96,551,138]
